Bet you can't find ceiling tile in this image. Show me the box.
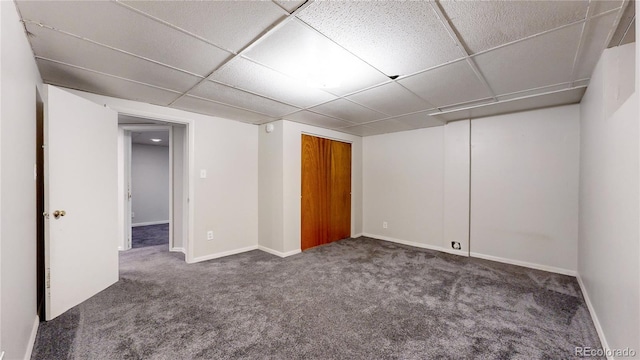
[131,130,170,146]
[297,1,463,76]
[575,12,621,80]
[190,81,300,118]
[474,23,582,96]
[284,111,355,129]
[244,19,390,96]
[342,120,411,136]
[274,0,307,14]
[390,112,446,130]
[16,1,231,77]
[171,96,276,124]
[26,24,200,93]
[440,0,588,54]
[309,99,388,124]
[435,88,586,122]
[398,60,493,108]
[36,59,181,106]
[338,125,373,137]
[211,58,337,108]
[121,1,287,53]
[347,82,436,116]
[608,1,634,47]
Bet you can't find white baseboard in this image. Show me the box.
[24,315,39,360]
[362,233,445,252]
[188,245,258,263]
[470,252,577,276]
[258,245,301,258]
[351,233,364,238]
[439,247,470,257]
[132,220,169,227]
[577,274,611,359]
[170,247,185,254]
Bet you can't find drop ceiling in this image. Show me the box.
[16,0,632,136]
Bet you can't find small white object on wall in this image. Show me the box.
[265,123,275,133]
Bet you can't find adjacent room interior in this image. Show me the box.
[0,0,638,359]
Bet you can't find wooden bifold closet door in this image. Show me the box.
[301,134,351,251]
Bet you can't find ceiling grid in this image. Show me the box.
[15,0,631,136]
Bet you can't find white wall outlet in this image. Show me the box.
[131,212,135,218]
[207,231,214,240]
[200,169,207,178]
[383,221,388,229]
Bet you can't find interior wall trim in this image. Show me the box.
[188,245,259,264]
[258,246,301,258]
[576,274,611,359]
[131,220,169,227]
[24,315,39,360]
[470,252,577,276]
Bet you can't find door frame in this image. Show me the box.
[118,124,187,255]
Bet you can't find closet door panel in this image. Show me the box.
[301,135,330,250]
[329,140,351,242]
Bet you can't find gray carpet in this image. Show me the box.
[31,237,602,359]
[132,224,169,248]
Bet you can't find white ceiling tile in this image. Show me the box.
[16,1,231,77]
[440,0,588,54]
[347,82,436,116]
[474,24,582,96]
[343,120,411,136]
[398,60,493,108]
[131,130,170,146]
[244,19,390,96]
[390,112,446,130]
[211,58,337,108]
[297,1,463,76]
[190,81,300,118]
[27,24,200,93]
[121,1,287,53]
[36,59,180,106]
[436,88,586,122]
[284,111,355,129]
[171,96,276,124]
[274,0,307,14]
[309,99,388,124]
[338,125,372,137]
[575,12,621,80]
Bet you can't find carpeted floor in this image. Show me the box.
[132,224,169,248]
[31,237,602,359]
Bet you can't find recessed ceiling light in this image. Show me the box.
[150,139,162,142]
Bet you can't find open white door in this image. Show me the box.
[44,85,119,320]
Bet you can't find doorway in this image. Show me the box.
[301,134,352,250]
[117,116,189,256]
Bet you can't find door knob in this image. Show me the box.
[53,210,66,219]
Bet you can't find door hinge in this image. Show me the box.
[46,268,51,289]
[43,212,49,219]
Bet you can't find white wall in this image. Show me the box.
[280,120,363,254]
[363,127,445,250]
[578,42,639,356]
[65,89,259,263]
[131,143,169,225]
[258,121,284,253]
[470,105,580,275]
[0,2,43,358]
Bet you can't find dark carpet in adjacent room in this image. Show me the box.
[131,223,169,248]
[31,237,602,359]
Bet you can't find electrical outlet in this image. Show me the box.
[131,212,135,218]
[383,221,388,229]
[207,231,214,240]
[451,241,461,250]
